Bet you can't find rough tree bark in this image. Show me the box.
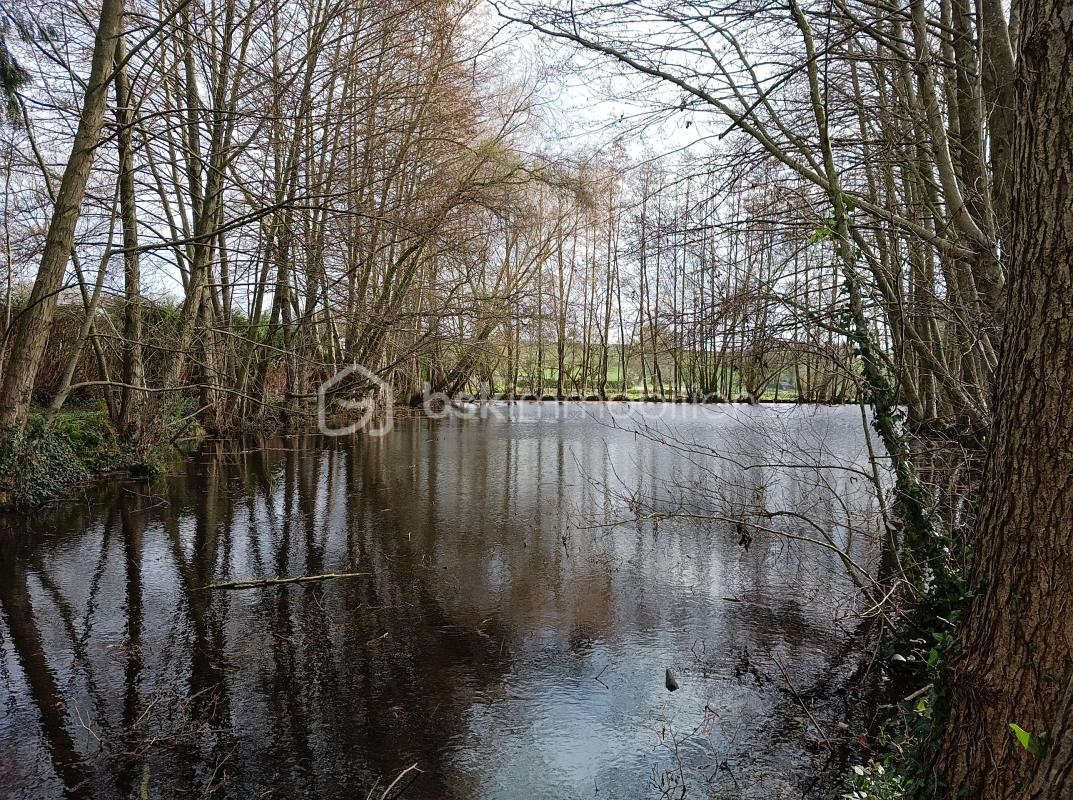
[0,0,124,428]
[938,1,1073,796]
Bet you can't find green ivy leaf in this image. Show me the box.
[1009,723,1047,757]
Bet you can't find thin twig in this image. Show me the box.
[378,763,420,800]
[773,655,834,751]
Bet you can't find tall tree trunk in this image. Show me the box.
[980,0,1017,235]
[938,1,1073,796]
[114,30,145,441]
[0,0,124,428]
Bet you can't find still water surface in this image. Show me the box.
[0,403,882,799]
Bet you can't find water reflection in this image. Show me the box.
[0,404,883,799]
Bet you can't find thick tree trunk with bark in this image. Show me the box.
[0,0,124,428]
[939,1,1073,796]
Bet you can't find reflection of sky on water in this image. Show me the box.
[0,404,882,799]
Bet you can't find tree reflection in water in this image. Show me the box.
[1,404,885,799]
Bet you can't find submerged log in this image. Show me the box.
[196,572,372,591]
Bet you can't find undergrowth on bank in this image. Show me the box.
[0,410,167,510]
[844,637,956,799]
[844,536,975,799]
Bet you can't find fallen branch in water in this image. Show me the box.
[196,572,372,591]
[773,655,835,752]
[370,762,421,800]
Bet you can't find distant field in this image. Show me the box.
[469,342,835,400]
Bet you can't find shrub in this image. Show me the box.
[0,418,89,510]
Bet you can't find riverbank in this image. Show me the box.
[0,410,169,511]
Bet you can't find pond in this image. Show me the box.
[0,403,885,799]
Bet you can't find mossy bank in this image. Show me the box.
[0,410,169,511]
